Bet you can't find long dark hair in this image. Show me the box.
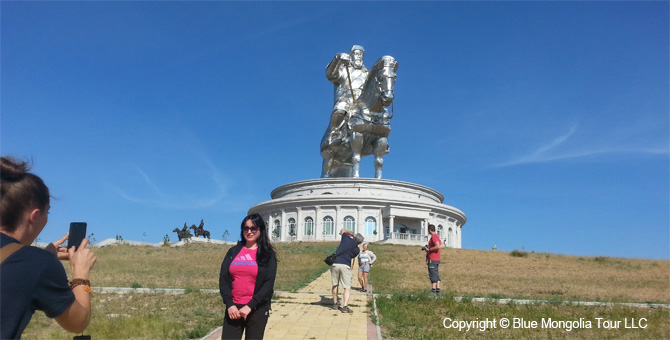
[1,157,50,232]
[239,213,277,266]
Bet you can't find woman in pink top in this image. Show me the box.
[219,214,277,339]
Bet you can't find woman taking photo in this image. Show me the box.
[219,213,277,340]
[0,157,97,339]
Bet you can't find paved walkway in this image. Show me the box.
[204,269,377,340]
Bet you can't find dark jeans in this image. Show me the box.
[428,260,441,283]
[221,305,270,340]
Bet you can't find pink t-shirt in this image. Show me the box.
[229,247,259,305]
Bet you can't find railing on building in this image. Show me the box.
[389,232,429,242]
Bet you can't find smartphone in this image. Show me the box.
[67,222,87,250]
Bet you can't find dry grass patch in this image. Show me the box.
[24,242,669,340]
[370,245,669,303]
[61,242,337,291]
[375,293,670,340]
[24,292,222,339]
[25,242,339,339]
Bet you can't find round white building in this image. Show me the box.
[248,178,466,248]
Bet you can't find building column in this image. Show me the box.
[280,209,286,241]
[315,207,321,242]
[389,215,395,239]
[335,206,341,233]
[377,209,383,241]
[296,207,303,241]
[356,205,362,235]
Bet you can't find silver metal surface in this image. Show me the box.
[321,45,398,179]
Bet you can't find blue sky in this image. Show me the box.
[2,1,668,259]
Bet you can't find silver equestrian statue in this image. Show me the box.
[320,45,398,179]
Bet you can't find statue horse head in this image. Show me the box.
[359,55,398,113]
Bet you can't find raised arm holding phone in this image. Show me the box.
[0,157,97,339]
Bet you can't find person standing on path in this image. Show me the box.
[219,213,277,339]
[331,229,364,313]
[425,224,442,293]
[357,243,376,292]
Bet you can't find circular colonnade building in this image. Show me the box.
[249,178,466,247]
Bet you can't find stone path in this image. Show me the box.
[204,269,377,340]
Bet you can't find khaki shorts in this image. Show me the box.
[331,263,352,289]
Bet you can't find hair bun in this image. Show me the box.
[0,157,30,182]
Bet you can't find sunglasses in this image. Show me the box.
[243,226,259,234]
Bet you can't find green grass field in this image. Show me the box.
[22,242,670,339]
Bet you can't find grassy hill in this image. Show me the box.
[22,242,669,339]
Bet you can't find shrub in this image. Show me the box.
[185,325,209,339]
[184,287,200,294]
[594,256,608,263]
[510,249,528,258]
[487,293,507,300]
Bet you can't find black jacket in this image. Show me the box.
[219,243,277,310]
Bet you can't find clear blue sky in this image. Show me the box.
[2,1,668,259]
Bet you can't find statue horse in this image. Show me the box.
[190,224,211,239]
[172,228,189,241]
[321,55,398,179]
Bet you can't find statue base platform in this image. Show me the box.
[248,178,466,248]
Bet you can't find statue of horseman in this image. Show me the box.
[324,45,368,146]
[321,45,398,179]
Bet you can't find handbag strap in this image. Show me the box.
[0,243,24,264]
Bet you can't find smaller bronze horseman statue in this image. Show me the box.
[172,227,188,241]
[190,219,211,239]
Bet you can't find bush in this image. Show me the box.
[510,249,528,258]
[185,325,209,339]
[163,234,171,247]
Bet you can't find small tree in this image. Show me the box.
[222,230,230,241]
[162,234,170,247]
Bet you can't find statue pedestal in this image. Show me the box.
[248,178,466,247]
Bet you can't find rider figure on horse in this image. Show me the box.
[325,45,369,146]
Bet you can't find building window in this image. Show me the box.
[344,216,355,231]
[304,217,314,237]
[288,218,296,237]
[273,220,281,239]
[365,217,376,236]
[323,216,334,235]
